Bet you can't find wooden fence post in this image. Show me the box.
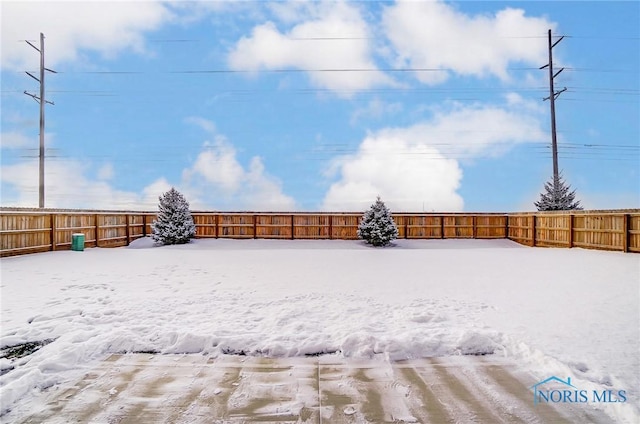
[329,215,333,240]
[472,215,477,239]
[568,214,574,248]
[125,214,131,245]
[404,217,408,239]
[623,214,629,253]
[95,214,100,247]
[504,215,509,240]
[440,216,445,239]
[253,215,257,239]
[291,214,295,240]
[50,213,56,251]
[530,215,536,247]
[215,214,219,239]
[142,215,147,237]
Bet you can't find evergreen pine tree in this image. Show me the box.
[357,196,399,247]
[151,188,196,245]
[534,174,583,211]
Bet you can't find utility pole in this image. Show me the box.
[24,33,55,208]
[540,29,567,181]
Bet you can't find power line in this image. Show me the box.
[11,141,636,162]
[14,33,639,43]
[561,98,638,104]
[4,83,637,101]
[565,68,639,73]
[556,142,639,148]
[9,66,635,77]
[564,35,640,40]
[3,87,552,96]
[46,66,638,74]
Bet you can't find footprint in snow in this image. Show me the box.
[343,406,357,415]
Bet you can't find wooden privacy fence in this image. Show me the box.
[1,209,638,257]
[193,213,509,240]
[0,212,148,256]
[508,211,640,252]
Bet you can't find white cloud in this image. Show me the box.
[322,96,547,211]
[1,97,546,213]
[1,1,176,70]
[0,131,56,150]
[184,116,217,134]
[323,135,464,212]
[227,2,393,94]
[142,177,186,210]
[1,112,38,130]
[267,2,314,24]
[0,159,154,210]
[382,97,546,160]
[382,1,555,84]
[350,99,403,125]
[243,157,297,211]
[179,117,296,210]
[0,131,32,149]
[186,139,246,193]
[0,121,295,211]
[169,0,250,20]
[183,137,296,211]
[142,177,172,202]
[97,163,114,181]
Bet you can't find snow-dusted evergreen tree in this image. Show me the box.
[534,174,583,211]
[357,196,399,247]
[151,188,196,245]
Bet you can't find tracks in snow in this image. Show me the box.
[10,354,611,424]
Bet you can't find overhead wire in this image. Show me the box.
[2,86,637,105]
[11,141,638,163]
[11,66,634,75]
[5,32,638,169]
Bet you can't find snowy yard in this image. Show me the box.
[1,238,638,422]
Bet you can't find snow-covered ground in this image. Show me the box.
[1,238,638,422]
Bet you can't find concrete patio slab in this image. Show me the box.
[9,354,612,423]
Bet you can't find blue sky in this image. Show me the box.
[1,1,638,212]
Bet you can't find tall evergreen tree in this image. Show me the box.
[357,196,399,247]
[535,174,582,211]
[151,188,196,245]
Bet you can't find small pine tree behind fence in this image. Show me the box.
[357,196,399,247]
[535,174,582,211]
[151,188,196,245]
